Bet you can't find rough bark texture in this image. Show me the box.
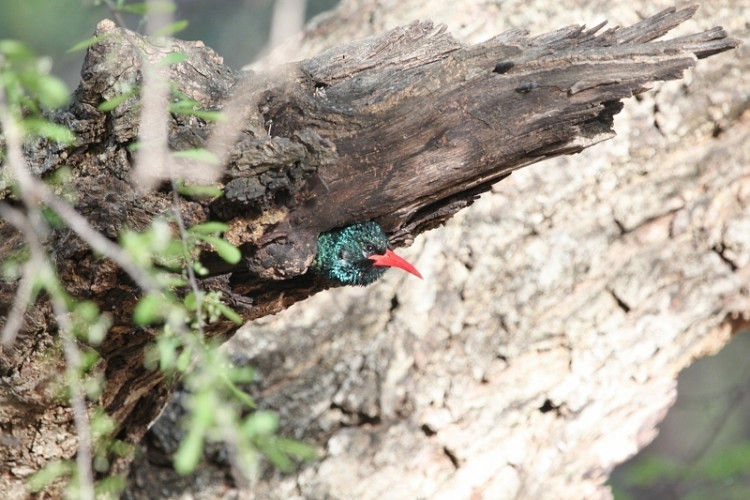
[0,1,745,499]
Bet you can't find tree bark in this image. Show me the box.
[0,2,744,499]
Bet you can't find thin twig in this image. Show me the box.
[267,0,307,58]
[132,0,174,191]
[0,253,35,344]
[169,177,205,335]
[42,191,160,293]
[99,0,129,29]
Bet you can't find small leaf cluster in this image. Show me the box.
[124,218,241,327]
[0,40,73,143]
[29,410,133,499]
[174,347,316,476]
[126,217,316,478]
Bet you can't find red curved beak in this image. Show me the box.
[369,249,423,279]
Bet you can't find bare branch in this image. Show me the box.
[0,243,35,344]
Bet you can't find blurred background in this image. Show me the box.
[609,333,750,499]
[1,1,748,498]
[0,0,338,90]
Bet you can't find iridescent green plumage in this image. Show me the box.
[313,222,422,286]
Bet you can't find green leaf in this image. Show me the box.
[174,425,204,475]
[216,302,242,324]
[221,375,256,408]
[178,184,223,198]
[98,88,138,112]
[193,261,209,276]
[229,365,256,384]
[41,206,65,228]
[153,239,188,269]
[116,2,148,15]
[133,293,164,325]
[93,455,109,473]
[32,264,60,300]
[86,314,112,345]
[75,300,100,323]
[79,349,101,373]
[155,335,180,371]
[22,118,75,144]
[169,96,197,108]
[179,109,224,121]
[28,460,73,492]
[276,437,318,461]
[147,217,175,253]
[158,52,188,67]
[117,2,176,15]
[109,439,134,457]
[153,20,189,37]
[0,39,35,62]
[171,148,219,164]
[176,347,192,372]
[164,275,188,288]
[188,221,229,235]
[1,251,27,281]
[90,409,117,437]
[67,34,111,53]
[47,166,74,187]
[244,410,279,436]
[23,75,70,109]
[198,235,241,264]
[119,230,153,267]
[167,98,224,121]
[94,476,127,497]
[174,391,214,474]
[184,291,198,311]
[256,436,294,471]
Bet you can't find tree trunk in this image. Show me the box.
[0,2,745,499]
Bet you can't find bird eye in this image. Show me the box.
[363,242,375,254]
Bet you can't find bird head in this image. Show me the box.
[313,221,422,286]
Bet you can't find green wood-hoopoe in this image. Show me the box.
[313,221,422,286]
